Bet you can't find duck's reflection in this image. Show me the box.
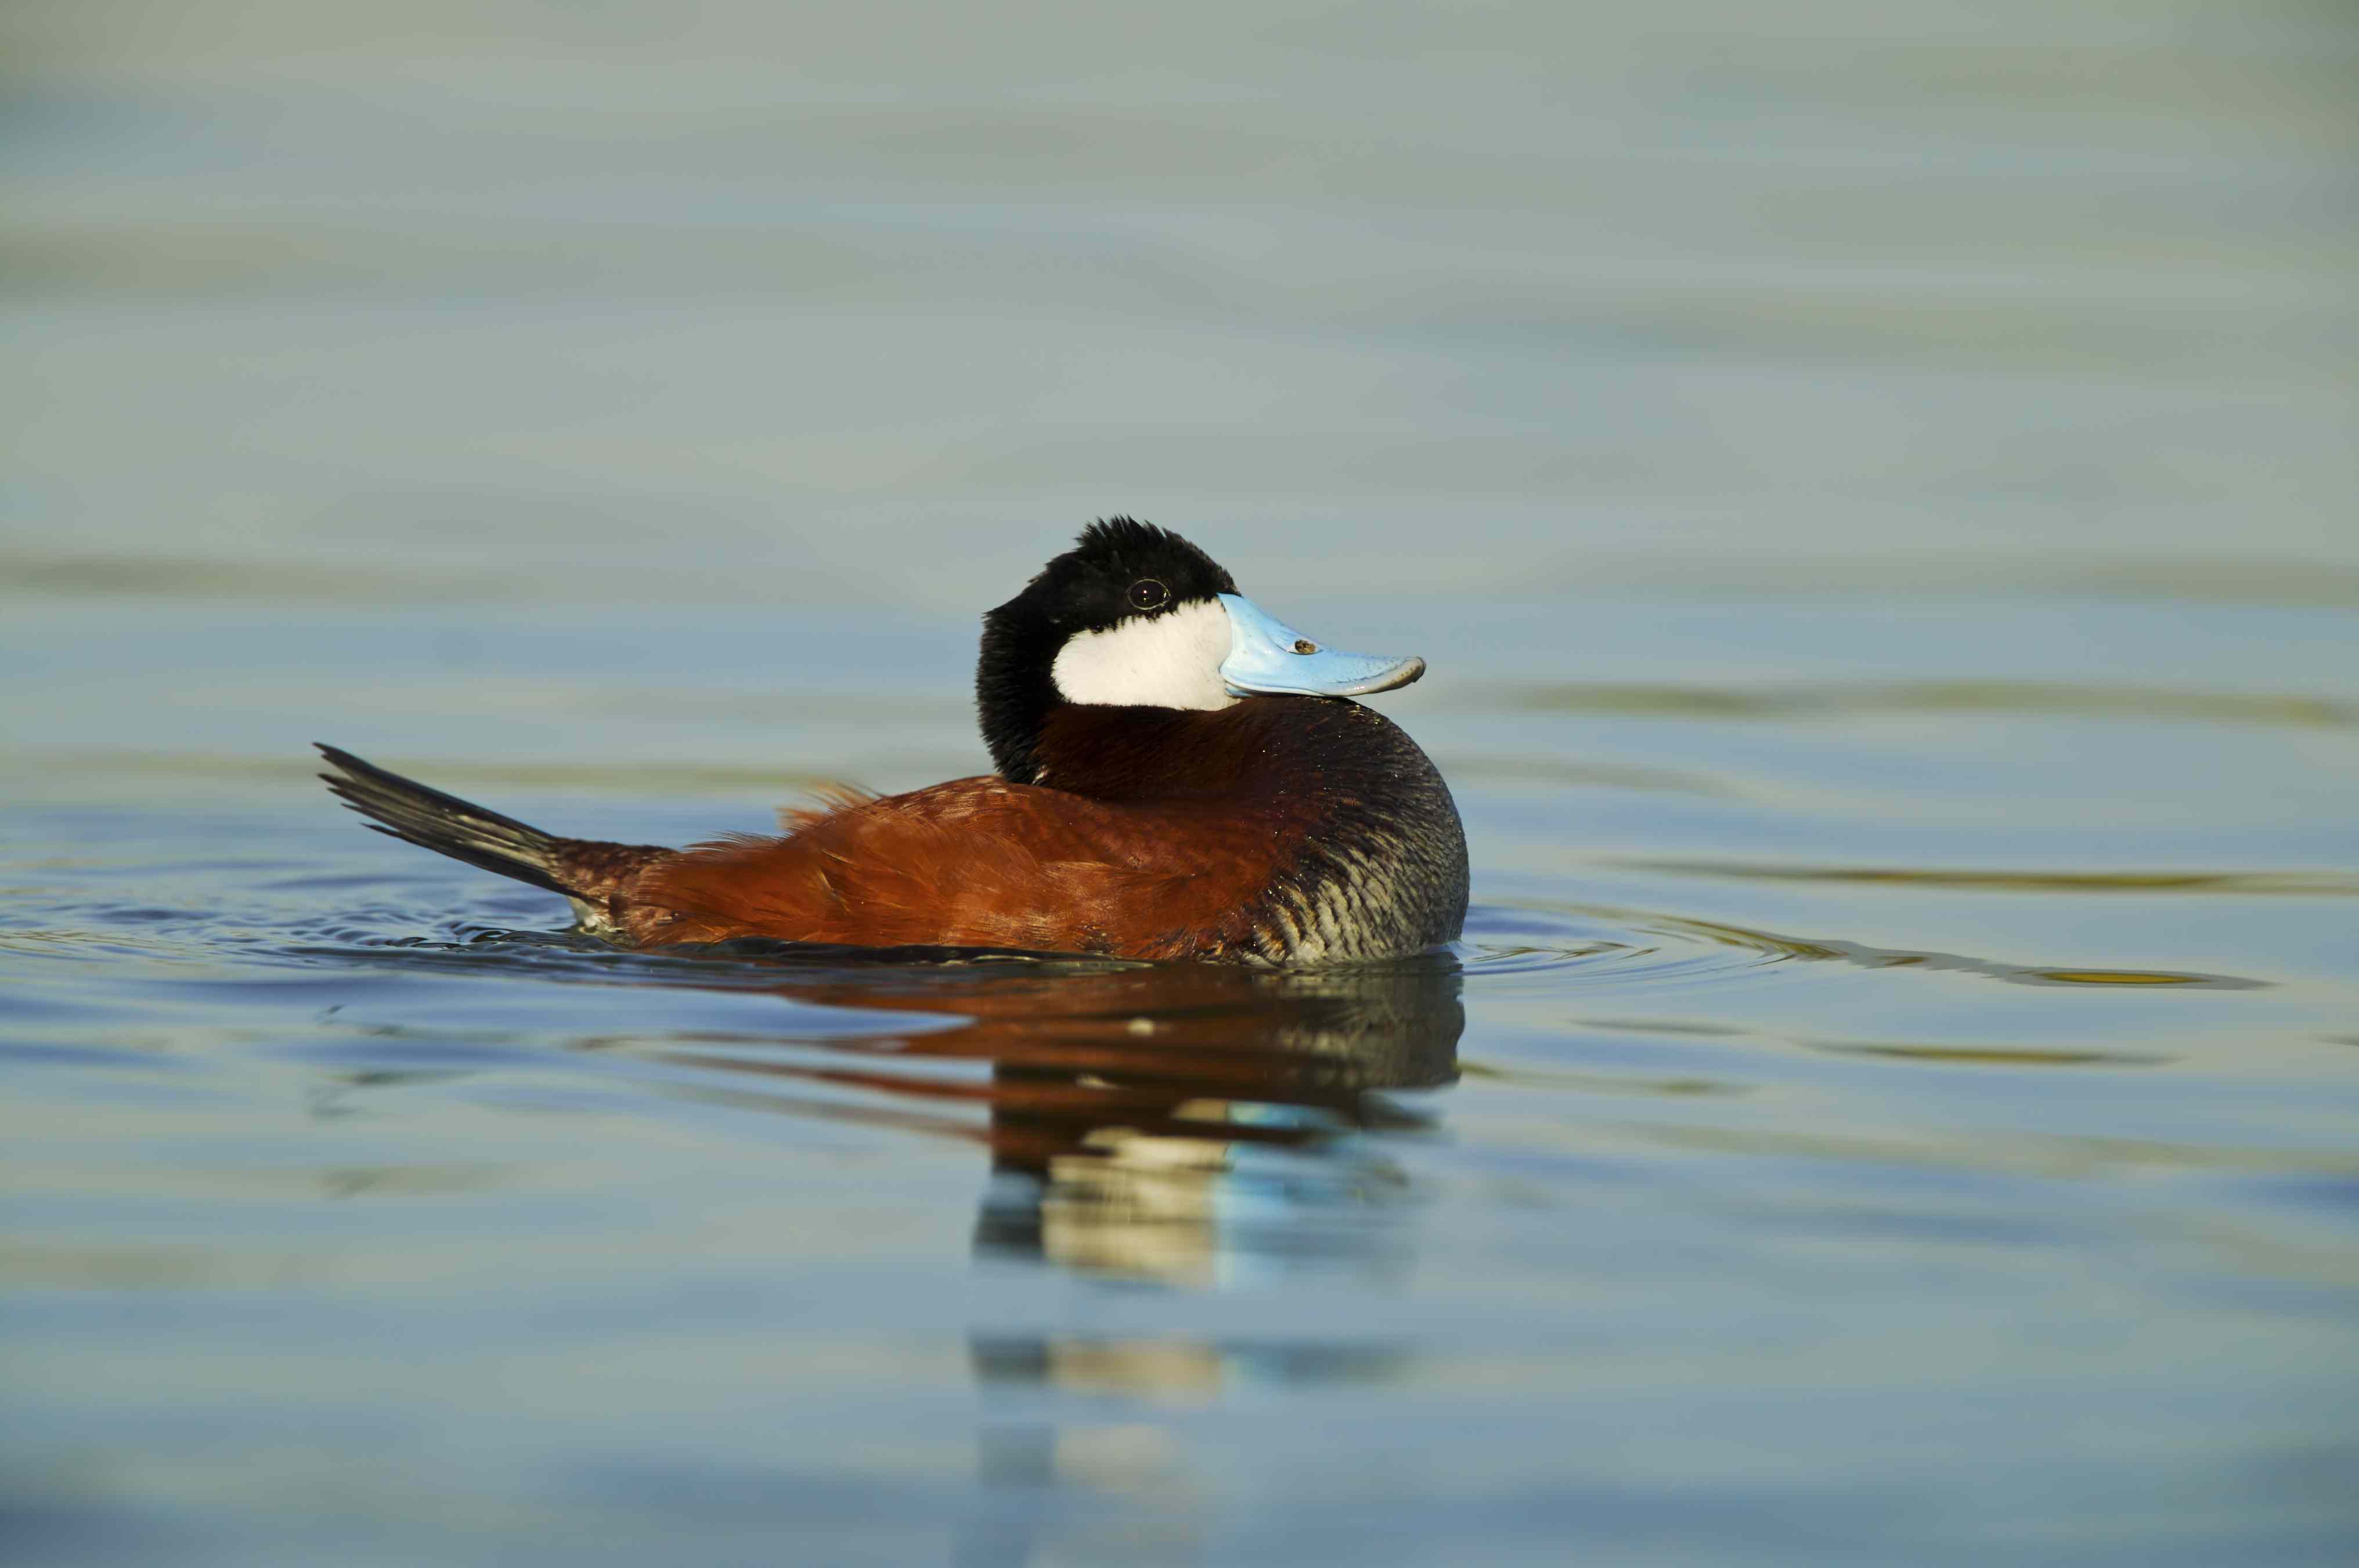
[713,953,1464,1565]
[433,944,1463,1563]
[689,951,1463,1292]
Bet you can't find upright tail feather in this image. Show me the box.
[316,743,575,895]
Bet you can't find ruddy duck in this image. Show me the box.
[319,519,1467,964]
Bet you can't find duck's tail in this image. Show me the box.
[315,743,585,897]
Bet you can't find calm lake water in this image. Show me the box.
[5,3,2358,1565]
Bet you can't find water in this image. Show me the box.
[6,3,2359,1564]
[8,598,2357,1563]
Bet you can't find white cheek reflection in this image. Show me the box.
[1049,598,1239,710]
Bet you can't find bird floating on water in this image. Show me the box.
[319,518,1467,964]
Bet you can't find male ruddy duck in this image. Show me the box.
[318,519,1468,964]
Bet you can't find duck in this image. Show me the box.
[318,518,1468,965]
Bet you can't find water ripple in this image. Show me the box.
[1462,901,2264,992]
[1615,861,2359,897]
[1502,680,2359,728]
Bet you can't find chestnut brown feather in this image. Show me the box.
[549,698,1465,963]
[618,699,1447,960]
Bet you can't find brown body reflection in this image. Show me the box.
[540,944,1467,1556]
[666,950,1465,1289]
[634,942,1466,1547]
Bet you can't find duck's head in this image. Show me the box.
[977,518,1426,783]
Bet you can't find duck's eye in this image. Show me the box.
[1126,579,1168,612]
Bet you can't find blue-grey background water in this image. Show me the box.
[5,3,2357,1563]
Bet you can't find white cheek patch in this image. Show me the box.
[1049,597,1239,711]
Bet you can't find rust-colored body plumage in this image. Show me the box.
[554,698,1463,963]
[618,775,1262,957]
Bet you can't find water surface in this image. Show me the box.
[5,2,2359,1563]
[6,595,2357,1565]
